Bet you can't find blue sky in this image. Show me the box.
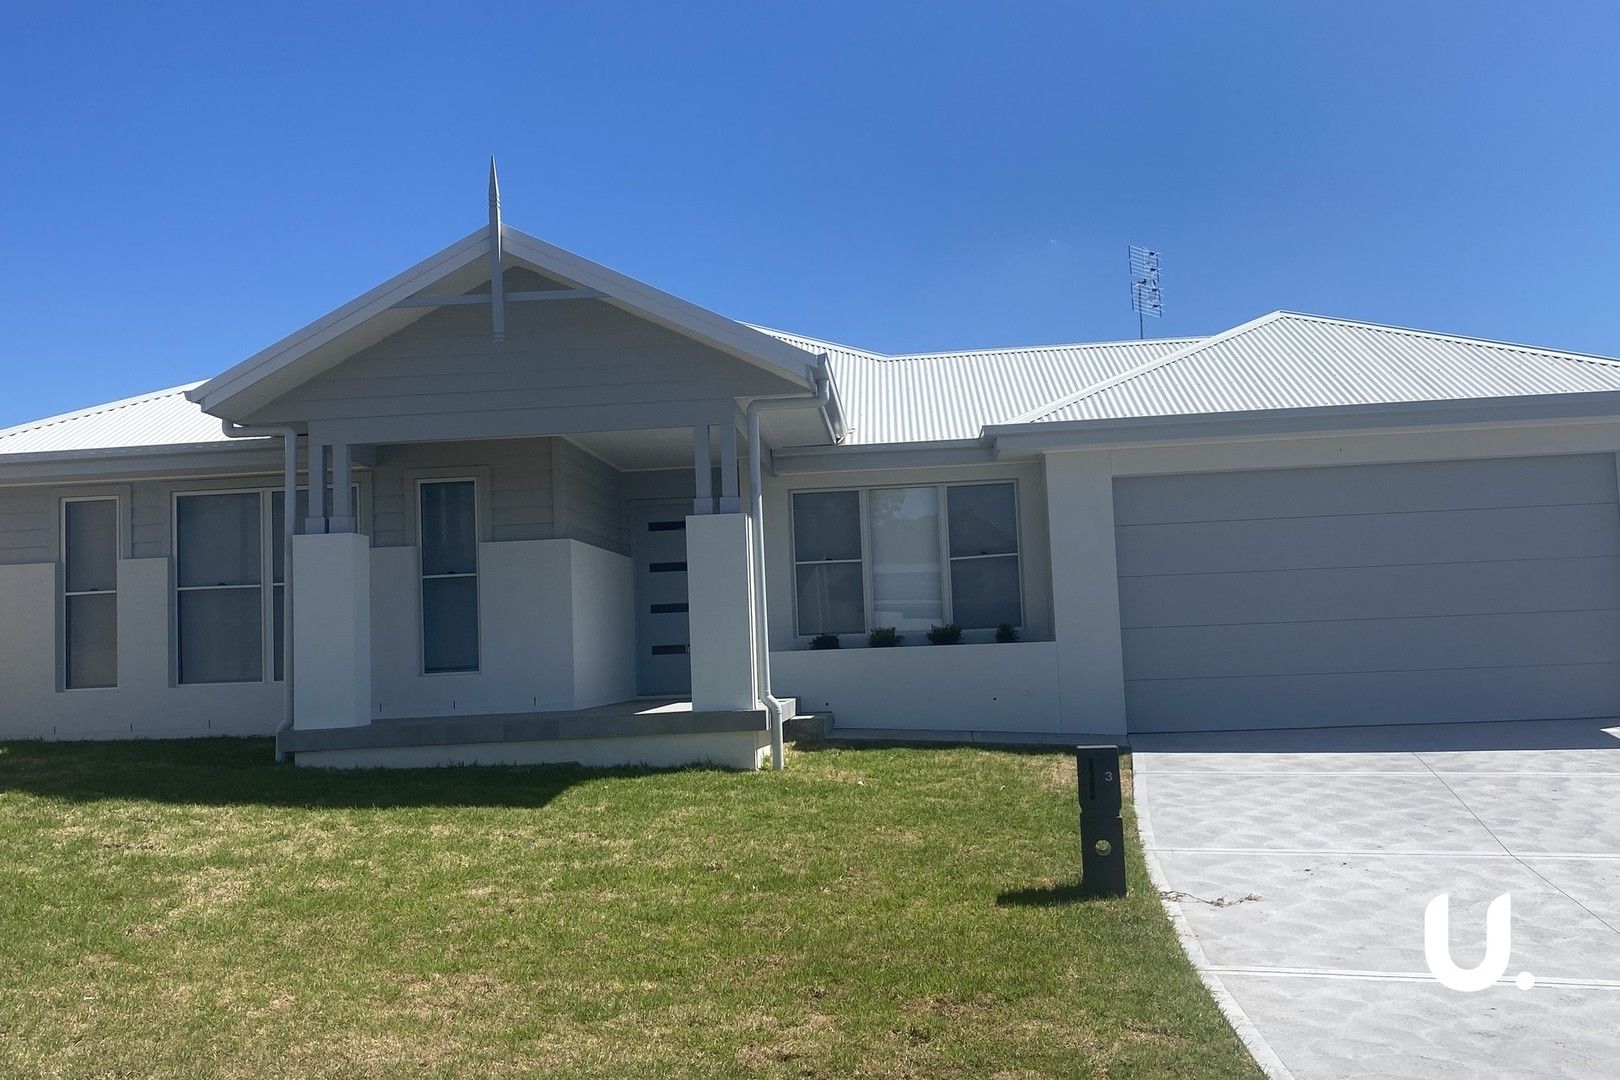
[2,2,1617,426]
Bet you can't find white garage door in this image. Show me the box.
[1115,454,1620,732]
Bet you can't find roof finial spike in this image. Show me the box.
[487,157,505,343]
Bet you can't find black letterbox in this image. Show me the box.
[1074,744,1127,898]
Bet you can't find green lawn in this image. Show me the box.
[0,739,1257,1078]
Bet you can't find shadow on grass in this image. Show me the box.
[0,737,718,810]
[996,879,1122,907]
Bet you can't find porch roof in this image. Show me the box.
[186,223,824,421]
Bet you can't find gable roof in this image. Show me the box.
[187,225,822,418]
[0,382,233,457]
[758,329,1198,444]
[1016,311,1620,424]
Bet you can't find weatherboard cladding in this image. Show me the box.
[1025,312,1620,424]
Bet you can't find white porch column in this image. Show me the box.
[692,424,714,515]
[292,531,371,728]
[329,443,356,534]
[685,512,757,711]
[305,443,331,534]
[1044,451,1128,735]
[717,422,740,514]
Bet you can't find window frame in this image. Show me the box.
[60,495,121,691]
[789,480,1025,642]
[415,476,482,676]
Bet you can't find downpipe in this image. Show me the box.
[746,368,838,770]
[220,420,299,760]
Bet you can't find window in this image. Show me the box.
[63,498,118,688]
[791,482,1022,637]
[792,490,864,636]
[419,480,479,673]
[946,483,1023,629]
[176,492,263,683]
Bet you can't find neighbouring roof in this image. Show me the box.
[758,328,1198,445]
[0,382,236,456]
[1017,311,1620,424]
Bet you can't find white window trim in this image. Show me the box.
[416,476,482,676]
[60,495,120,692]
[790,480,1025,642]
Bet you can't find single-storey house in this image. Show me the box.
[7,176,1620,769]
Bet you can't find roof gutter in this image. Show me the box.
[221,419,299,760]
[983,390,1620,454]
[746,364,835,771]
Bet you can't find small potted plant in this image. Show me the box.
[995,623,1020,643]
[868,626,902,648]
[926,623,963,646]
[809,633,841,650]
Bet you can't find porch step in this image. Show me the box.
[784,711,833,743]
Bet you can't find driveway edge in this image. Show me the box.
[1132,767,1296,1080]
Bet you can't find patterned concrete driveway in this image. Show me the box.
[1132,719,1620,1079]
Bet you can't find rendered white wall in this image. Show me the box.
[1042,452,1128,735]
[0,557,283,740]
[686,513,758,711]
[370,538,633,719]
[567,540,637,709]
[771,641,1061,733]
[293,532,372,729]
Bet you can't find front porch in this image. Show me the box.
[278,696,777,770]
[181,195,840,769]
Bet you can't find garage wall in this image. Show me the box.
[1115,454,1620,731]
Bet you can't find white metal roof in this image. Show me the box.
[9,311,1620,460]
[0,382,241,456]
[1019,311,1620,424]
[757,328,1198,445]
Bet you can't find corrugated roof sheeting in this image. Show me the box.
[0,383,241,455]
[1030,313,1620,423]
[9,312,1620,457]
[758,328,1196,444]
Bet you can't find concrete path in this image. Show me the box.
[1132,719,1620,1079]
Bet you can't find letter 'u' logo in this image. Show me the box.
[1425,893,1521,992]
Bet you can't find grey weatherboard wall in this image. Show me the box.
[1114,453,1620,731]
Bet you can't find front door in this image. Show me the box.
[632,501,692,695]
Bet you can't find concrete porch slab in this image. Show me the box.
[278,697,766,757]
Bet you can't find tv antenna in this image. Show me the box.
[1128,245,1162,339]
